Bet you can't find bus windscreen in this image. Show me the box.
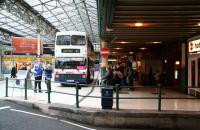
[56,35,70,45]
[71,35,85,45]
[55,57,87,69]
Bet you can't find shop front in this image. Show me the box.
[188,38,200,87]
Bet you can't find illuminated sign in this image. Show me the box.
[61,49,80,53]
[189,39,200,53]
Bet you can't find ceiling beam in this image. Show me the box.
[1,0,58,36]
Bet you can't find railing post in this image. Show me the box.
[76,82,79,108]
[158,84,162,111]
[47,80,51,103]
[5,77,8,97]
[24,78,27,100]
[116,84,119,110]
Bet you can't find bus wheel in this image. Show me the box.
[61,83,66,87]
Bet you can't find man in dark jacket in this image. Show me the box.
[44,63,53,93]
[11,66,17,78]
[102,66,113,85]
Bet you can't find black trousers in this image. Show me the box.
[45,78,51,92]
[35,76,42,92]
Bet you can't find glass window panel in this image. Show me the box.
[56,35,70,45]
[71,35,85,45]
[24,0,41,6]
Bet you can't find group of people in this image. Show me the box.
[10,60,53,93]
[102,62,135,90]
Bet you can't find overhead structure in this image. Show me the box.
[98,0,200,54]
[0,27,22,44]
[0,0,99,44]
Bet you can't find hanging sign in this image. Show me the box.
[189,39,200,53]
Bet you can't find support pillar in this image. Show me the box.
[180,42,188,93]
[36,29,41,58]
[100,38,109,85]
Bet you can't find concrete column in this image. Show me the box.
[180,42,188,93]
[36,29,41,57]
[100,38,109,85]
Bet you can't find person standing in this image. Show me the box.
[127,63,135,90]
[11,65,17,78]
[44,63,53,93]
[154,70,161,85]
[32,61,44,93]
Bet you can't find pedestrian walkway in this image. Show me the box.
[0,72,200,111]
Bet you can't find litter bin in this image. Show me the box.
[101,87,113,109]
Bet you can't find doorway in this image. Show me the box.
[191,60,196,87]
[198,59,200,87]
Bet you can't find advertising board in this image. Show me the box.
[12,37,43,55]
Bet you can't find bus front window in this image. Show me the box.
[55,58,87,69]
[71,35,85,45]
[56,35,70,45]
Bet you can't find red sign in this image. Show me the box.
[12,37,43,55]
[100,47,110,57]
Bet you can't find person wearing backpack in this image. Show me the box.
[32,61,44,93]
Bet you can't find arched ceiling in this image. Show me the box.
[0,0,99,44]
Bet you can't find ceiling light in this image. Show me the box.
[129,52,134,54]
[121,41,126,44]
[198,23,200,26]
[106,27,113,32]
[140,47,146,50]
[108,59,117,62]
[112,52,117,53]
[175,61,180,65]
[134,22,143,27]
[115,48,121,49]
[152,41,162,44]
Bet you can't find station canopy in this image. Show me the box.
[0,0,99,44]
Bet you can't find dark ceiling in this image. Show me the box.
[99,0,200,54]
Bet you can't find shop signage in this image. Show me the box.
[12,37,43,55]
[189,39,200,53]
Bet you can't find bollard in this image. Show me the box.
[24,78,27,100]
[47,80,51,103]
[5,77,8,97]
[158,84,162,111]
[116,84,120,110]
[76,82,79,108]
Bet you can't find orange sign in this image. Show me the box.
[12,37,43,55]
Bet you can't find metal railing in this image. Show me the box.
[4,77,199,111]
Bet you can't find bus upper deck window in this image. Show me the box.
[56,35,70,45]
[71,35,85,45]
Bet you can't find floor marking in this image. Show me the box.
[0,106,10,110]
[60,120,96,130]
[10,109,57,120]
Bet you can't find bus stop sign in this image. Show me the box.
[100,48,110,58]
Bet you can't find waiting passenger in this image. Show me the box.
[102,66,113,86]
[44,63,53,93]
[10,65,17,78]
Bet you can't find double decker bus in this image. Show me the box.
[54,31,95,84]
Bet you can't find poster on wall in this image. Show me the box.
[2,60,13,74]
[12,37,43,55]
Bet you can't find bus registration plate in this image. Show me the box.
[67,80,74,82]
